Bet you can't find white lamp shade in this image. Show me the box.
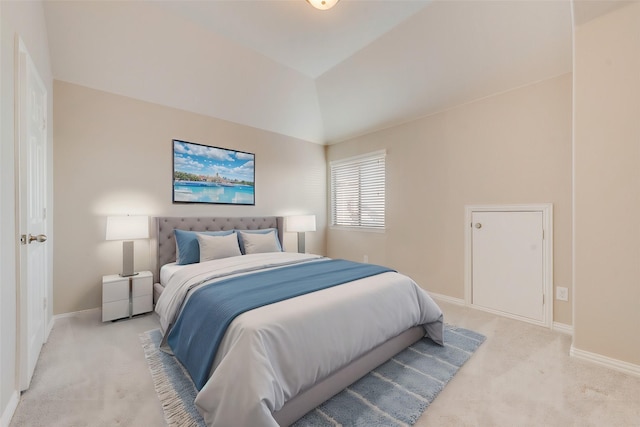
[306,0,339,10]
[106,215,149,241]
[286,215,316,232]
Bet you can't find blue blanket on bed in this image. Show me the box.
[167,259,394,389]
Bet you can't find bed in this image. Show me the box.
[151,216,444,427]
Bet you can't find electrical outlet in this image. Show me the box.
[363,255,369,263]
[556,286,569,302]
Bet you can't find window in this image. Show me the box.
[330,150,385,230]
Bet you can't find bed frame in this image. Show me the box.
[151,216,424,427]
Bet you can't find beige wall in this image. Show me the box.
[327,74,573,325]
[573,3,640,364]
[1,0,54,420]
[53,81,326,315]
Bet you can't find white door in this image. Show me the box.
[471,211,544,322]
[17,38,48,391]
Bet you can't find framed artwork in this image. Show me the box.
[172,139,255,205]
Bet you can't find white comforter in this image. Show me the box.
[155,252,443,427]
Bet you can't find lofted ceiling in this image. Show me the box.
[44,0,580,144]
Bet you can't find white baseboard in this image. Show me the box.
[49,307,101,333]
[552,322,573,335]
[428,292,466,306]
[425,295,574,337]
[570,345,640,378]
[1,390,19,427]
[45,316,55,342]
[53,307,100,321]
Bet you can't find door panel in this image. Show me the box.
[472,211,543,322]
[18,38,48,390]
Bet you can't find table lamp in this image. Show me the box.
[106,215,149,277]
[286,215,316,254]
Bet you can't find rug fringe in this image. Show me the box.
[140,331,204,427]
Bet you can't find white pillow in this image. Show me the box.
[197,232,241,262]
[238,230,281,254]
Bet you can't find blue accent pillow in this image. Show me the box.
[174,229,235,265]
[234,228,282,254]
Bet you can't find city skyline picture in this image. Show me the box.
[172,139,255,205]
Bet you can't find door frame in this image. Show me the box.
[464,204,553,328]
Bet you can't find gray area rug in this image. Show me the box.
[140,325,485,427]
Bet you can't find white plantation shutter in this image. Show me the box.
[330,150,385,229]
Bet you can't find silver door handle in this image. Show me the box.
[475,223,482,229]
[28,234,47,243]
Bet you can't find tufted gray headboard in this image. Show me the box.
[151,216,285,282]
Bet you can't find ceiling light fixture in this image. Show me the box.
[306,0,340,11]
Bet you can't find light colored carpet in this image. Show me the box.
[140,325,485,427]
[9,301,640,426]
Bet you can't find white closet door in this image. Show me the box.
[472,211,544,322]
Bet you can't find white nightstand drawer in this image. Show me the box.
[132,272,153,297]
[102,276,129,303]
[102,300,129,322]
[132,295,153,316]
[131,271,153,316]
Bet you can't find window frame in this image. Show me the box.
[329,150,386,232]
